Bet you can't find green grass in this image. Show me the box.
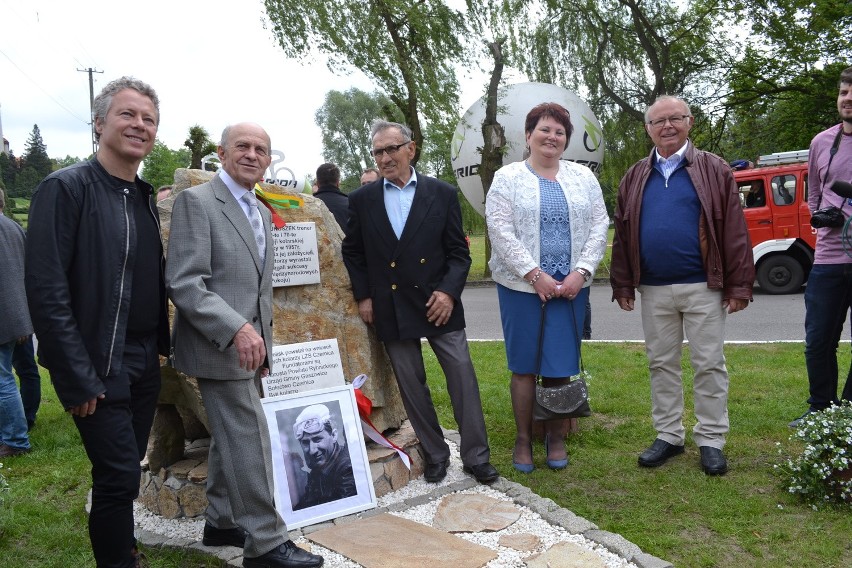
[0,370,226,568]
[424,342,852,568]
[4,344,850,567]
[467,228,615,281]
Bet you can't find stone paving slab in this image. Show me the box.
[307,512,498,567]
[134,429,674,567]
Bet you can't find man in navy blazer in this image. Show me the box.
[342,119,497,485]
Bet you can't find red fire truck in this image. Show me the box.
[733,150,814,294]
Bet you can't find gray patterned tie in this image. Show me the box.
[241,192,266,268]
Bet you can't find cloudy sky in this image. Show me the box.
[0,0,494,179]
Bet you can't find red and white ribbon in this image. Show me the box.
[352,374,411,469]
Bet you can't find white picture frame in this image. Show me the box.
[261,384,376,529]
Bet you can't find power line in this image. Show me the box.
[0,48,89,124]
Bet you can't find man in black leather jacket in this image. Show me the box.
[25,76,168,568]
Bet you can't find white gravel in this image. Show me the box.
[134,440,638,567]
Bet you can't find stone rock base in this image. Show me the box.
[138,422,424,519]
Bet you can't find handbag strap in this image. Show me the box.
[536,302,547,378]
[536,298,585,378]
[568,299,585,373]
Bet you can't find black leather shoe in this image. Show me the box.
[202,522,247,548]
[699,446,728,476]
[243,540,324,568]
[463,462,499,484]
[789,409,817,428]
[637,439,685,468]
[423,459,449,483]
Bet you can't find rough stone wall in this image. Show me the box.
[150,169,406,473]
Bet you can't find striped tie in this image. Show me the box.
[242,192,266,268]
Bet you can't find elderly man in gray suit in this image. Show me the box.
[166,122,323,568]
[0,191,33,458]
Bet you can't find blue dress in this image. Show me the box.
[497,163,586,377]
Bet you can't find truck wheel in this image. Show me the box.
[756,256,804,294]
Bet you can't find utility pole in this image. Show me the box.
[77,67,103,156]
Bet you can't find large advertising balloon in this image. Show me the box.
[451,82,604,217]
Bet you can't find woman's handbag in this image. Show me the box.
[532,300,592,420]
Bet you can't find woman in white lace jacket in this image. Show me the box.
[485,103,608,473]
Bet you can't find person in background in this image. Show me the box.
[343,119,498,485]
[359,167,380,186]
[790,66,852,427]
[0,189,40,432]
[610,95,754,476]
[0,187,33,458]
[25,76,169,567]
[485,102,608,473]
[166,122,323,568]
[156,185,173,202]
[313,162,349,229]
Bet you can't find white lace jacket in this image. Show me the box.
[485,160,609,293]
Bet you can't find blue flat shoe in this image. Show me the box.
[545,434,568,470]
[513,442,535,473]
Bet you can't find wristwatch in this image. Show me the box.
[575,268,592,282]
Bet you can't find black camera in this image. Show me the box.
[810,206,845,228]
[810,181,852,229]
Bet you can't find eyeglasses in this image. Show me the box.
[647,115,691,129]
[370,141,410,158]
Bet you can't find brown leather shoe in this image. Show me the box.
[0,444,30,458]
[131,546,148,568]
[243,540,324,568]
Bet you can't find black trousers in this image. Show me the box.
[383,329,490,468]
[73,334,161,568]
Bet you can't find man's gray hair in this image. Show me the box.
[644,95,692,123]
[370,119,412,142]
[92,77,160,141]
[220,125,233,147]
[219,123,272,149]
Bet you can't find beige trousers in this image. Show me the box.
[638,283,729,449]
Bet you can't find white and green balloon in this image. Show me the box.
[451,82,604,217]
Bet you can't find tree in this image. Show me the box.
[22,124,52,181]
[314,88,402,186]
[13,166,42,199]
[521,1,735,124]
[720,1,852,156]
[52,155,83,171]
[142,140,190,189]
[263,0,469,165]
[184,125,216,170]
[0,151,17,192]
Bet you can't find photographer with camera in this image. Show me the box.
[790,66,852,427]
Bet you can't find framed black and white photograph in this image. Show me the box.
[261,384,376,529]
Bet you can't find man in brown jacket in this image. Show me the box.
[610,95,754,476]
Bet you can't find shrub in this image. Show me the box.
[777,401,852,507]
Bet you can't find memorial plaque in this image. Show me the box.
[272,222,320,287]
[263,339,346,397]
